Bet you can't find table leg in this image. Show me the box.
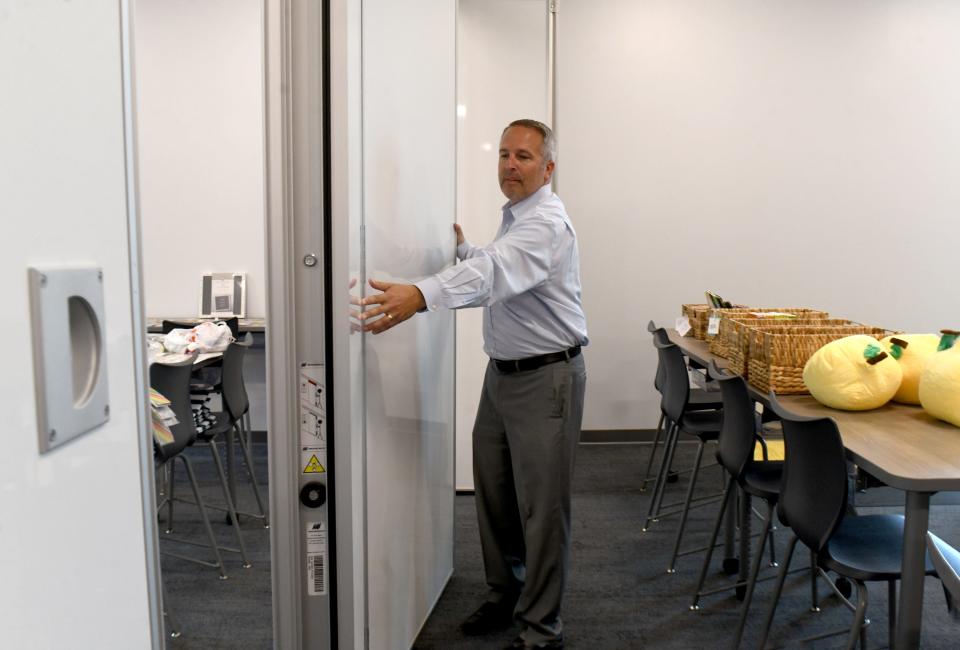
[723,480,736,565]
[895,490,931,649]
[739,488,752,587]
[226,426,237,507]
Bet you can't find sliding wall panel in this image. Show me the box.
[455,0,549,490]
[362,0,457,646]
[558,0,960,430]
[0,1,155,646]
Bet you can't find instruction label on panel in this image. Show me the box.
[299,364,326,447]
[306,521,328,596]
[300,364,325,412]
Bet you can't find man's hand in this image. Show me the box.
[454,223,465,245]
[359,279,427,334]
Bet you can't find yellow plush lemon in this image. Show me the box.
[919,334,960,427]
[881,334,940,404]
[803,335,903,410]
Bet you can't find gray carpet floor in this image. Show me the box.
[160,441,960,649]
[159,443,273,649]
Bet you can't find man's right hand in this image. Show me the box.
[454,223,465,245]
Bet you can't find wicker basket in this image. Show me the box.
[682,306,825,343]
[717,317,851,377]
[747,325,895,395]
[682,304,745,340]
[709,310,832,359]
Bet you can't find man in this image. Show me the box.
[360,119,587,649]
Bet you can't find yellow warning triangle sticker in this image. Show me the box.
[303,455,325,474]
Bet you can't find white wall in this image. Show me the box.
[0,1,155,647]
[455,0,549,489]
[135,0,266,318]
[558,0,960,430]
[361,0,457,646]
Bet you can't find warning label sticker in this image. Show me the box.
[303,454,325,474]
[306,521,328,596]
[300,407,325,447]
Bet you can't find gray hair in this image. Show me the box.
[504,119,557,163]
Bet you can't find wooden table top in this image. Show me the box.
[668,330,960,492]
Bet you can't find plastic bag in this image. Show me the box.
[194,321,233,352]
[162,328,198,354]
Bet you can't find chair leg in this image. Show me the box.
[178,455,228,580]
[161,576,182,639]
[811,549,821,612]
[887,580,896,649]
[732,500,774,649]
[641,412,666,492]
[756,534,799,650]
[845,579,869,650]
[644,421,680,531]
[668,439,707,573]
[165,460,176,534]
[244,412,253,456]
[208,438,252,568]
[691,475,736,610]
[235,422,269,526]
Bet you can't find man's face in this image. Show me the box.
[498,126,555,204]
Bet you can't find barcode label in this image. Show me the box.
[306,521,328,596]
[311,555,326,594]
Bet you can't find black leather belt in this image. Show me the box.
[494,346,581,374]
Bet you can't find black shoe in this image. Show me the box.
[504,634,564,649]
[460,601,515,636]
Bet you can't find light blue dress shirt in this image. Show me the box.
[415,184,589,361]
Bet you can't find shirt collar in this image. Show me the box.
[502,183,553,220]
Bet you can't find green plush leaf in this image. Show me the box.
[863,344,882,360]
[889,344,903,360]
[938,334,958,352]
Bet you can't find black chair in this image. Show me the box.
[927,532,960,620]
[757,392,940,649]
[689,362,785,646]
[641,322,722,493]
[151,356,229,579]
[644,336,724,574]
[158,350,252,570]
[161,318,239,437]
[197,333,268,527]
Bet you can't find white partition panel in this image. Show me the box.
[362,0,457,646]
[0,1,156,647]
[455,0,549,489]
[558,0,960,429]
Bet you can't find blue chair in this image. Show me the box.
[758,392,940,649]
[927,532,960,621]
[644,336,724,575]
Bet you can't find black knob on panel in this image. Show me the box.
[299,481,327,508]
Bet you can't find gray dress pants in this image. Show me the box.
[472,354,587,644]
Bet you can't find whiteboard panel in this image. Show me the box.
[558,0,960,429]
[362,0,457,646]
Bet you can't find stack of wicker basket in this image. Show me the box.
[747,325,895,394]
[709,311,831,359]
[712,317,856,376]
